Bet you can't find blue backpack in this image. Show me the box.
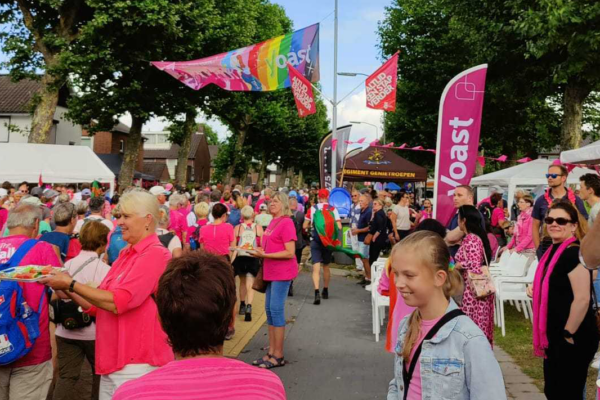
[0,239,45,365]
[228,207,242,227]
[107,226,127,265]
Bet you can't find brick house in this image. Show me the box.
[0,75,82,145]
[143,130,212,184]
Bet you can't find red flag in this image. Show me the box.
[366,52,399,111]
[38,173,43,187]
[288,63,317,118]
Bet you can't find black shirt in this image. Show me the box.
[544,242,599,346]
[369,210,388,245]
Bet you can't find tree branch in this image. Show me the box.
[15,0,52,59]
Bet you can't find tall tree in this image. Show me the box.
[200,123,220,145]
[0,0,93,143]
[510,0,600,150]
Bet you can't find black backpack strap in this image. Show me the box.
[402,309,464,400]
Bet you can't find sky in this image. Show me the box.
[2,0,392,145]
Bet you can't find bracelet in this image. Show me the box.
[69,279,77,293]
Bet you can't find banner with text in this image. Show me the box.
[152,24,319,92]
[319,125,352,190]
[366,52,399,111]
[433,65,488,226]
[288,63,316,117]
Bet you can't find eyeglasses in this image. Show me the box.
[544,217,573,226]
[545,173,562,179]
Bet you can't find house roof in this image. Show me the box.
[143,162,169,181]
[144,133,204,160]
[0,75,70,114]
[208,145,219,166]
[96,153,156,181]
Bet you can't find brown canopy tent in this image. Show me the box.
[338,146,427,183]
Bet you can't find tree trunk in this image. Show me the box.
[297,169,304,188]
[28,72,62,143]
[258,152,268,190]
[118,115,145,193]
[175,110,197,187]
[225,116,250,184]
[561,84,591,150]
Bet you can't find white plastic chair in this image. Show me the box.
[495,260,538,336]
[371,264,390,342]
[490,253,529,278]
[490,249,511,268]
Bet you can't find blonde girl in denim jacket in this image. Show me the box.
[387,231,506,400]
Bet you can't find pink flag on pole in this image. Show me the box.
[288,63,317,118]
[495,155,508,162]
[366,52,399,111]
[433,64,488,226]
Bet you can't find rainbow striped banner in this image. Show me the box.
[152,24,319,92]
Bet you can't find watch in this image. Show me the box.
[69,280,77,293]
[563,329,574,339]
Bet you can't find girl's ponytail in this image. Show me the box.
[444,266,464,299]
[401,311,422,363]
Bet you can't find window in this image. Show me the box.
[80,136,94,149]
[0,118,10,143]
[120,140,125,153]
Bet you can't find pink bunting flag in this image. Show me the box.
[427,149,437,154]
[356,137,366,144]
[344,141,353,145]
[370,140,380,146]
[411,146,424,150]
[332,138,338,151]
[495,155,508,162]
[398,143,407,149]
[595,166,600,175]
[516,157,532,164]
[383,142,395,148]
[566,164,576,173]
[477,156,486,168]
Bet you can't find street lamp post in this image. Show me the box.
[349,120,381,143]
[330,0,339,189]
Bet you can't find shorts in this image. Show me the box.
[358,241,370,259]
[233,256,260,277]
[310,239,332,265]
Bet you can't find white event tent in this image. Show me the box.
[0,143,116,195]
[470,158,596,210]
[560,140,600,165]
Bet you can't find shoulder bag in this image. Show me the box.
[467,242,496,299]
[252,217,287,294]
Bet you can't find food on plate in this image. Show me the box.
[240,243,254,250]
[0,265,57,281]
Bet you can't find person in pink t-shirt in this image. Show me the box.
[41,191,174,400]
[251,192,297,370]
[112,252,285,400]
[167,193,187,243]
[0,204,61,400]
[199,204,235,259]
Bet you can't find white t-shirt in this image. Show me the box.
[74,215,114,234]
[55,251,111,341]
[393,204,411,231]
[589,201,600,227]
[156,228,182,253]
[307,203,341,222]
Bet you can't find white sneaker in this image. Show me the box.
[592,352,600,369]
[364,284,372,291]
[356,266,364,271]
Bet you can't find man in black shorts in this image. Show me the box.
[303,189,341,305]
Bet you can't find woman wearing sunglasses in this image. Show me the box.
[528,201,596,399]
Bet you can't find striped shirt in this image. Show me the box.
[112,357,286,400]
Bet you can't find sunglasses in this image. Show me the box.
[544,217,573,226]
[545,173,562,179]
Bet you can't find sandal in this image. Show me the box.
[258,356,285,369]
[252,353,272,366]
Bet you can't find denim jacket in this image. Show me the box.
[387,300,506,400]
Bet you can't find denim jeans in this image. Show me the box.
[265,281,291,327]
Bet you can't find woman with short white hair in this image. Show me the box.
[156,208,182,258]
[232,205,263,322]
[41,190,174,399]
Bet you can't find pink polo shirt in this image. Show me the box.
[0,235,61,368]
[91,234,174,375]
[168,209,186,242]
[112,357,286,400]
[262,217,298,281]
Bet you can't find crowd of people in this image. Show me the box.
[1,160,600,400]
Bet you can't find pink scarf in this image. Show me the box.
[532,236,577,357]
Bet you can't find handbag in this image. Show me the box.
[49,257,97,330]
[363,233,373,245]
[252,217,287,294]
[467,245,496,299]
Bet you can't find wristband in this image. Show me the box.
[69,280,77,293]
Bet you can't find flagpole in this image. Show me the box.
[330,0,339,189]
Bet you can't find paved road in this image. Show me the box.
[239,271,393,400]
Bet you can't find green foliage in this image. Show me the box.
[200,123,220,145]
[378,0,567,172]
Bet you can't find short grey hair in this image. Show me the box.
[53,203,76,226]
[157,207,170,227]
[76,200,89,215]
[210,190,221,202]
[169,193,186,208]
[241,205,254,220]
[6,204,42,229]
